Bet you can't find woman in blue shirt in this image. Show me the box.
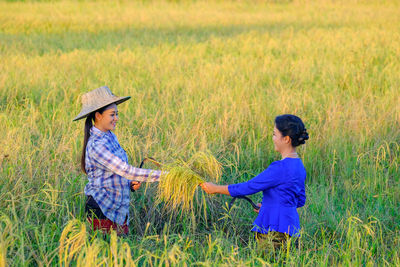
[200,114,309,246]
[73,86,163,236]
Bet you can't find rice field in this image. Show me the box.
[0,0,399,265]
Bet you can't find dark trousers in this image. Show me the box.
[85,195,107,219]
[85,195,128,236]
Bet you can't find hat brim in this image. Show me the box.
[73,96,131,121]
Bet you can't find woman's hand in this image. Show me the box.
[130,181,142,191]
[254,203,261,213]
[199,183,230,195]
[199,182,218,194]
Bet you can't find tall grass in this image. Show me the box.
[0,0,399,265]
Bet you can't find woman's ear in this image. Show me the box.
[284,135,291,144]
[94,111,102,122]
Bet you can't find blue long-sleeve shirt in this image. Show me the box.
[228,158,306,236]
[84,126,162,225]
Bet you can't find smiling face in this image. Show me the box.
[94,104,119,132]
[272,125,291,153]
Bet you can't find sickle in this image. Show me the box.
[228,196,260,211]
[139,157,162,168]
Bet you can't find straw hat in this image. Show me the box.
[73,86,131,121]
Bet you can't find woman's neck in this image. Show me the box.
[280,148,298,159]
[94,123,108,133]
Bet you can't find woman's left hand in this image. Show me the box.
[254,203,261,213]
[131,181,142,191]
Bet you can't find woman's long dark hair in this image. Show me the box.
[81,106,109,174]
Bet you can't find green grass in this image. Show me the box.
[0,0,399,265]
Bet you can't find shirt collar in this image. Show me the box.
[90,126,109,138]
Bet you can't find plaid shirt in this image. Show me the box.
[84,126,162,225]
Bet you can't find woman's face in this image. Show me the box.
[95,104,119,132]
[272,125,289,152]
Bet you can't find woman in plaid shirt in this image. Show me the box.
[74,86,163,235]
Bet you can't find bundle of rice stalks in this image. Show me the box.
[188,151,222,181]
[156,152,222,211]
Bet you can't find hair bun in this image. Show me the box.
[297,129,309,144]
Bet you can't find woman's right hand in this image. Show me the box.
[199,183,230,196]
[254,203,261,213]
[199,182,218,194]
[131,181,142,191]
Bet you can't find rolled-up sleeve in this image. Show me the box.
[91,141,162,182]
[228,161,282,197]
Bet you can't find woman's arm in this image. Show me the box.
[199,182,230,195]
[200,161,282,197]
[90,141,163,182]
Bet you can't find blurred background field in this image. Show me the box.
[0,0,399,265]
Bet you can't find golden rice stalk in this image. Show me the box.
[0,215,13,267]
[59,219,86,266]
[188,151,222,182]
[60,222,134,266]
[76,239,108,267]
[156,152,222,211]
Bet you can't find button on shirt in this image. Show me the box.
[228,158,306,236]
[84,126,162,225]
